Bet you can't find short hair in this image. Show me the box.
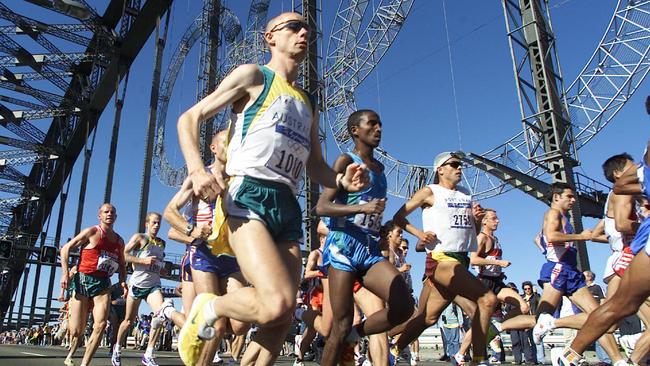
[549,182,573,200]
[401,238,409,245]
[382,220,398,234]
[98,203,115,213]
[145,212,161,222]
[521,280,533,289]
[583,270,595,280]
[346,109,377,138]
[602,153,633,183]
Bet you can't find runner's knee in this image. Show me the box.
[388,295,414,325]
[257,293,295,326]
[93,320,107,333]
[478,291,498,311]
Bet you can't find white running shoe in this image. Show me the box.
[213,352,223,364]
[292,358,304,366]
[454,353,466,366]
[533,313,555,344]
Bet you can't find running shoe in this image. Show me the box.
[64,357,75,366]
[489,356,502,365]
[533,313,555,344]
[111,351,121,366]
[141,354,159,366]
[556,347,585,366]
[293,358,305,366]
[177,293,218,365]
[154,299,173,321]
[213,351,223,364]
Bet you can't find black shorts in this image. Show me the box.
[479,275,507,295]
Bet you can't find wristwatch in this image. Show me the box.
[185,223,195,236]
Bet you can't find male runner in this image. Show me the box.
[559,143,650,366]
[391,151,497,364]
[165,131,249,365]
[60,203,127,366]
[175,11,368,366]
[111,212,182,366]
[497,183,626,366]
[316,110,413,366]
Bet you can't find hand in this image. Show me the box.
[190,169,223,202]
[418,231,437,245]
[340,163,369,192]
[191,224,212,240]
[472,202,485,222]
[120,282,128,299]
[580,229,593,241]
[361,198,386,214]
[499,260,511,268]
[57,290,66,302]
[141,256,157,266]
[399,263,412,272]
[60,277,68,292]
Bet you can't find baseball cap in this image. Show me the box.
[433,151,465,183]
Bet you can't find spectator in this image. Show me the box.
[440,302,463,362]
[522,281,542,364]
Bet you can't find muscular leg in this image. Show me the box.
[81,292,111,365]
[320,267,356,366]
[192,269,227,366]
[66,294,90,361]
[116,295,142,351]
[179,279,195,327]
[569,287,624,363]
[221,272,250,336]
[231,334,246,361]
[239,240,302,366]
[358,261,413,335]
[354,286,389,366]
[300,277,332,338]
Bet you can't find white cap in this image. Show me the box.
[433,151,465,183]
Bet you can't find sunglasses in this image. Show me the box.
[270,20,310,33]
[442,161,463,169]
[400,247,408,250]
[524,287,532,290]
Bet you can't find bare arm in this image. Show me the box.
[470,234,510,267]
[303,250,321,279]
[117,237,127,286]
[163,177,212,241]
[177,64,262,200]
[393,187,436,243]
[167,227,193,245]
[590,219,609,243]
[614,164,642,195]
[123,234,152,266]
[612,193,639,234]
[315,154,384,217]
[60,227,97,289]
[543,209,591,243]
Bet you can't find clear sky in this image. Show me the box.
[7,0,648,319]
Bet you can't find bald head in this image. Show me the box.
[99,203,115,214]
[210,130,228,162]
[265,12,304,33]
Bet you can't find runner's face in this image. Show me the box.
[353,112,382,148]
[483,211,499,231]
[439,158,463,185]
[146,215,161,236]
[389,227,403,246]
[266,15,310,61]
[556,188,576,210]
[98,205,116,225]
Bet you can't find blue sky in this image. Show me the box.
[7,0,648,318]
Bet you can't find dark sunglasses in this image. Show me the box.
[524,287,532,290]
[442,161,463,169]
[270,20,310,33]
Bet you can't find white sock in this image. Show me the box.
[114,344,121,353]
[203,299,219,325]
[548,316,557,330]
[144,346,154,358]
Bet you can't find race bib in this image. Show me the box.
[353,199,383,233]
[265,97,311,185]
[97,250,119,276]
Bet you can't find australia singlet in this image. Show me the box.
[476,234,503,277]
[226,65,314,193]
[78,225,123,277]
[328,152,387,237]
[421,184,478,253]
[129,235,165,288]
[540,212,577,266]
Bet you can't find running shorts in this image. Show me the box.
[538,261,586,296]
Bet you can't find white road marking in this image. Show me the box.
[20,351,45,356]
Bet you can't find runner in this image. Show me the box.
[497,182,626,366]
[165,131,250,365]
[391,151,497,364]
[559,144,650,366]
[111,212,182,366]
[317,110,412,366]
[59,203,127,366]
[175,11,368,366]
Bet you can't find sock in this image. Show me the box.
[163,304,175,320]
[203,299,219,325]
[144,346,154,358]
[614,360,629,366]
[114,344,121,353]
[562,346,582,364]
